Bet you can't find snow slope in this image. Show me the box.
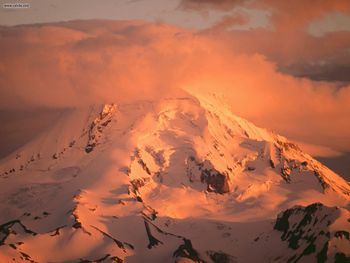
[0,93,349,262]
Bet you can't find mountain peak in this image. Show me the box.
[0,93,349,262]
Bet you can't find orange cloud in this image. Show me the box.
[0,20,349,153]
[182,0,350,81]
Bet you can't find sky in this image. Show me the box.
[0,0,269,29]
[0,0,350,171]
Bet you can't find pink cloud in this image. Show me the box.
[0,20,349,153]
[183,0,350,81]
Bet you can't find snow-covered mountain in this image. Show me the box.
[0,93,349,263]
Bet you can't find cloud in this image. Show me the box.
[180,0,350,21]
[182,0,350,82]
[206,13,249,31]
[183,49,350,152]
[296,141,343,158]
[180,0,246,11]
[256,1,350,32]
[206,28,350,82]
[0,20,350,153]
[0,21,190,109]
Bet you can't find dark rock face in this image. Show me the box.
[334,252,350,263]
[130,177,150,194]
[275,203,330,245]
[173,238,204,262]
[72,222,82,229]
[273,203,350,263]
[276,140,301,153]
[0,220,37,245]
[85,143,96,153]
[85,104,116,153]
[208,251,236,263]
[134,149,152,175]
[144,220,163,249]
[200,169,230,194]
[334,231,350,240]
[77,254,112,263]
[186,156,231,194]
[313,170,329,190]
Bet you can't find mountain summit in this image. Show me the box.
[0,93,349,262]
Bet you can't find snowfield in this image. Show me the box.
[0,93,349,262]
